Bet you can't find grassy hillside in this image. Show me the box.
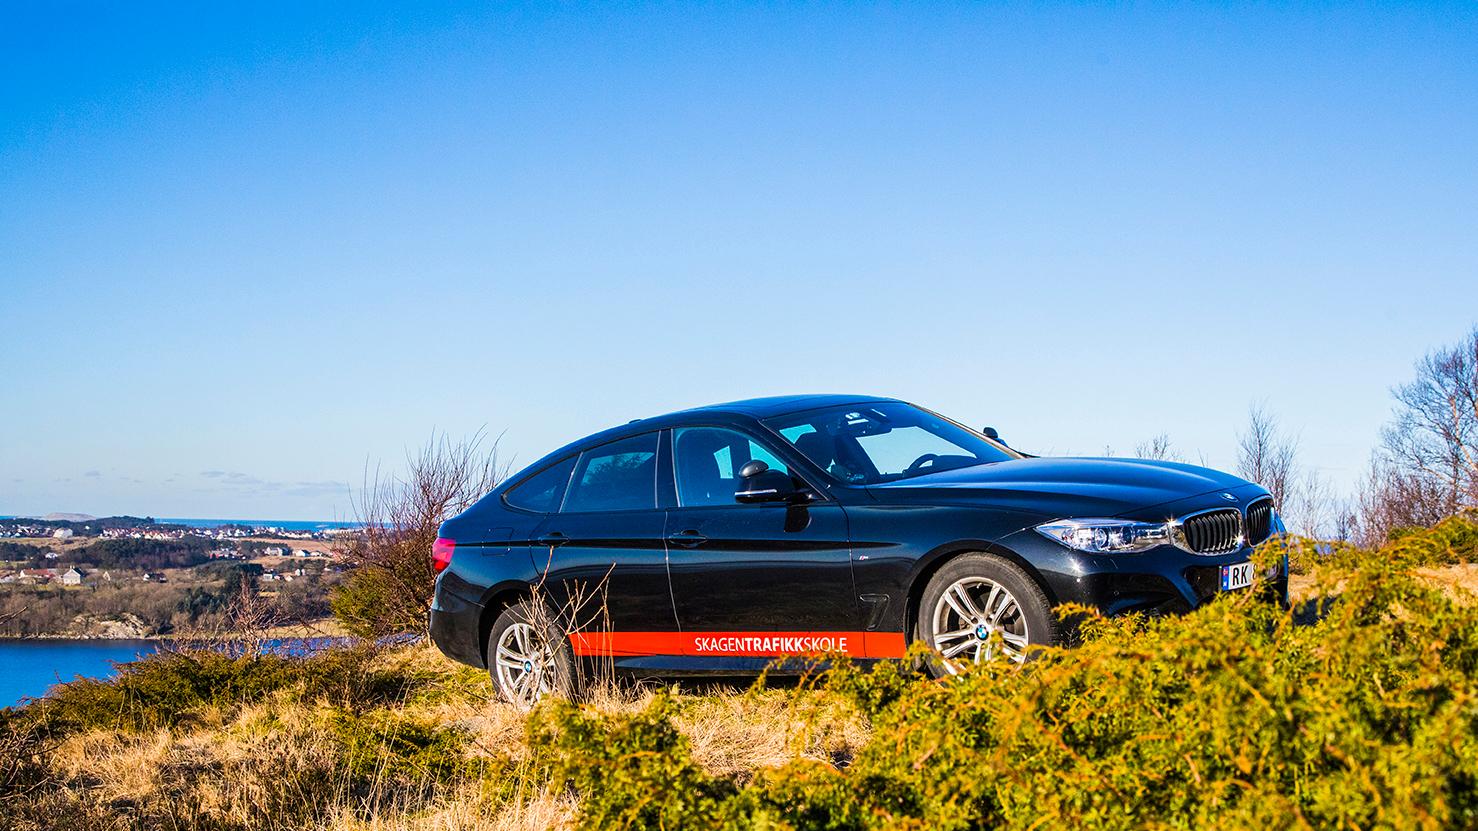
[3,515,1477,830]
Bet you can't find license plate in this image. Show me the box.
[1221,561,1255,591]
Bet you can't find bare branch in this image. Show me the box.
[331,430,509,637]
[1236,404,1299,510]
[1133,433,1181,462]
[1371,322,1478,511]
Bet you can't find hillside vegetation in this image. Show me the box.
[3,515,1477,831]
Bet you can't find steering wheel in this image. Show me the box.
[904,453,939,475]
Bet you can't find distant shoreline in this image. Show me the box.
[159,518,362,531]
[1,516,363,532]
[0,635,159,643]
[0,618,348,642]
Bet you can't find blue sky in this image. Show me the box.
[2,2,1475,520]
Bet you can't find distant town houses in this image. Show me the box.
[1,568,59,585]
[0,566,100,587]
[252,546,329,559]
[1,518,346,545]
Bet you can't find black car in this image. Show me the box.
[429,395,1286,705]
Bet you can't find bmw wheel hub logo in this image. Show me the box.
[974,623,990,640]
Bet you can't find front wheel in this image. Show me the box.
[915,553,1057,676]
[486,600,581,708]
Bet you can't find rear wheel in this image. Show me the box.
[915,553,1056,676]
[486,600,580,708]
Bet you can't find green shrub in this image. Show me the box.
[536,520,1478,830]
[330,709,472,788]
[28,644,418,735]
[1386,510,1478,566]
[529,693,738,829]
[0,709,54,805]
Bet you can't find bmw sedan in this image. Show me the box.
[429,395,1286,706]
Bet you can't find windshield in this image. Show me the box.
[763,402,1020,485]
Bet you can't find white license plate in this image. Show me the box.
[1221,561,1255,591]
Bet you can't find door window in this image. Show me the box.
[562,433,659,512]
[673,427,789,507]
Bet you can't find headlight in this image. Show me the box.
[1035,518,1171,554]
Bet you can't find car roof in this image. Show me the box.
[670,393,901,419]
[504,394,902,486]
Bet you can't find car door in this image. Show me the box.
[528,431,676,658]
[664,425,863,664]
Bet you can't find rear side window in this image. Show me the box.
[503,456,576,513]
[562,433,659,513]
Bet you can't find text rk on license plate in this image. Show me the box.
[1220,561,1255,591]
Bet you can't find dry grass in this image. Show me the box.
[1413,562,1478,597]
[674,683,869,780]
[324,789,579,831]
[243,537,336,555]
[253,617,354,639]
[5,642,870,831]
[1289,561,1478,603]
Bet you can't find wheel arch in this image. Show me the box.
[476,580,537,665]
[902,539,1058,643]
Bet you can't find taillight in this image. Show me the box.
[432,537,456,573]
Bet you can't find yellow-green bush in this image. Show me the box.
[6,516,1478,830]
[536,519,1478,830]
[25,644,421,735]
[1283,510,1478,574]
[529,694,738,828]
[331,709,473,787]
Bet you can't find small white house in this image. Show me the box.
[61,566,85,586]
[52,528,75,539]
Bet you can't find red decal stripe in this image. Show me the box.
[568,631,907,659]
[864,631,908,659]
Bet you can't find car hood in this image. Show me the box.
[864,456,1261,519]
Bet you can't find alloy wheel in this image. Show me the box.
[493,621,555,707]
[929,576,1030,672]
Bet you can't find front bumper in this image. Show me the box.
[998,527,1289,617]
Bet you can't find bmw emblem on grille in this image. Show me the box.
[1220,492,1237,501]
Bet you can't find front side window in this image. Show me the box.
[673,427,790,507]
[503,456,576,513]
[562,433,659,512]
[766,403,1018,485]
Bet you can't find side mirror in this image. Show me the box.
[982,426,1007,446]
[735,460,805,504]
[737,460,769,479]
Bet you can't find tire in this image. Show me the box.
[486,599,582,708]
[914,552,1057,677]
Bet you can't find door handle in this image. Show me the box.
[535,532,570,547]
[666,529,707,548]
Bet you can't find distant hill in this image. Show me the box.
[44,513,97,522]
